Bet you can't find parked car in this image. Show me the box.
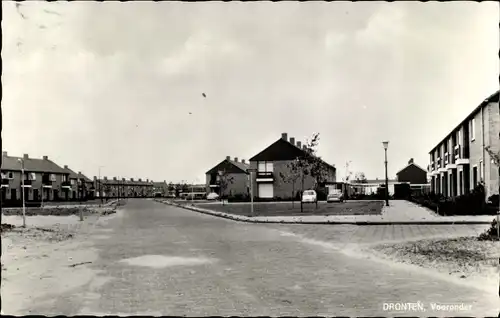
[206,192,220,201]
[301,190,317,203]
[327,190,344,203]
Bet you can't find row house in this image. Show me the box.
[153,181,168,197]
[248,133,337,199]
[1,152,70,203]
[205,156,250,197]
[94,177,154,198]
[62,165,95,200]
[428,90,499,199]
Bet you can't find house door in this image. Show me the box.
[33,189,39,201]
[458,171,463,196]
[1,188,7,202]
[11,189,16,200]
[258,183,273,198]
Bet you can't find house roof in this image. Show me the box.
[429,90,499,154]
[1,154,68,174]
[63,166,92,182]
[206,158,249,174]
[248,137,336,171]
[396,162,427,176]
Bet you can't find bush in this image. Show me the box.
[487,194,499,207]
[227,194,250,203]
[478,218,499,241]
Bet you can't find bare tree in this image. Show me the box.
[485,145,500,239]
[295,133,330,210]
[279,160,301,208]
[217,169,234,206]
[354,172,367,195]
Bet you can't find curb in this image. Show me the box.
[154,200,493,225]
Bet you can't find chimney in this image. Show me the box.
[131,178,134,181]
[64,165,68,169]
[242,159,246,164]
[2,151,7,156]
[408,158,414,165]
[139,178,142,182]
[297,141,302,148]
[122,178,125,181]
[78,171,81,174]
[281,132,288,141]
[94,176,97,180]
[104,176,108,180]
[23,154,29,159]
[113,177,117,181]
[226,156,230,160]
[146,179,149,182]
[43,156,48,160]
[234,157,238,162]
[289,137,295,146]
[302,145,306,151]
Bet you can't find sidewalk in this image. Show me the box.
[2,199,122,210]
[156,199,495,225]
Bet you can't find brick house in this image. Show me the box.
[205,156,250,197]
[94,177,154,198]
[428,90,499,199]
[248,133,337,200]
[1,152,70,203]
[396,158,428,185]
[63,165,95,200]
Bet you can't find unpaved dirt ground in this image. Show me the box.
[1,206,123,315]
[364,237,499,291]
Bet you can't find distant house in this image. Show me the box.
[396,158,428,185]
[205,156,250,197]
[248,132,336,200]
[1,152,70,203]
[62,165,94,200]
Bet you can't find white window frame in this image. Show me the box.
[50,174,56,181]
[71,179,76,185]
[471,118,475,141]
[8,172,14,179]
[457,130,461,145]
[1,172,8,179]
[257,162,266,172]
[265,162,274,172]
[29,172,36,180]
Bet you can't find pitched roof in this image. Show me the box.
[1,154,68,174]
[396,162,427,176]
[249,137,336,171]
[429,90,499,154]
[206,158,249,174]
[63,166,92,182]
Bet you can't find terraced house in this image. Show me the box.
[248,133,337,199]
[1,152,70,204]
[205,156,250,197]
[428,90,499,199]
[94,177,154,198]
[63,165,95,200]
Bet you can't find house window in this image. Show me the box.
[457,130,461,145]
[29,173,36,180]
[471,118,476,141]
[472,166,478,188]
[479,160,483,181]
[71,179,76,185]
[258,162,274,173]
[8,172,14,179]
[1,172,7,179]
[258,162,266,172]
[50,174,56,181]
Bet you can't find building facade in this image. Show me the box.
[248,133,336,200]
[205,156,250,197]
[1,152,70,203]
[94,177,154,198]
[428,91,499,199]
[63,165,95,200]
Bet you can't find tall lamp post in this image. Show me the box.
[17,158,26,227]
[382,141,390,207]
[98,166,104,205]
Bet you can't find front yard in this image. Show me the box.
[194,201,384,217]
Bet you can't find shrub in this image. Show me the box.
[478,218,499,241]
[227,194,250,203]
[487,194,499,207]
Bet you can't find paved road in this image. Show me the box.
[27,200,498,316]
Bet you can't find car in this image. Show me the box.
[327,191,344,203]
[301,190,317,203]
[206,192,220,201]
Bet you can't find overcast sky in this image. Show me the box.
[2,1,498,183]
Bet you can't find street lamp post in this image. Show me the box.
[248,168,257,217]
[383,141,390,207]
[98,166,104,205]
[18,158,26,227]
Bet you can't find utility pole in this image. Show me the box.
[383,141,390,207]
[18,158,26,227]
